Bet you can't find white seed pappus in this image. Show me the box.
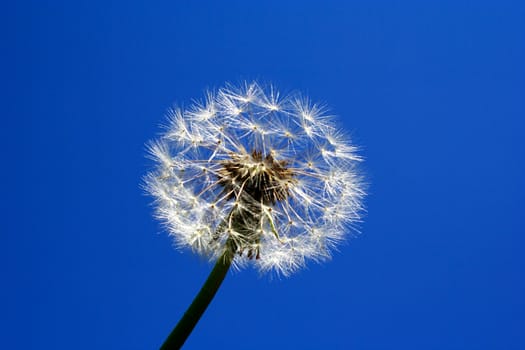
[145,82,365,276]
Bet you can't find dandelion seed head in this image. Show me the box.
[145,82,365,276]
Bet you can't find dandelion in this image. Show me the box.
[145,82,365,348]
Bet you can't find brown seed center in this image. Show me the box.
[217,150,295,205]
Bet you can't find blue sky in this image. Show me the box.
[3,1,524,349]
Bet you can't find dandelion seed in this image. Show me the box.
[145,81,365,276]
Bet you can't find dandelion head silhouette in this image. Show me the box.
[145,82,365,276]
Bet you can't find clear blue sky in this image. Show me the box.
[3,1,524,349]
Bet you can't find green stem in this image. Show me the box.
[160,248,233,350]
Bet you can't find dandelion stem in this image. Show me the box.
[160,247,233,349]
